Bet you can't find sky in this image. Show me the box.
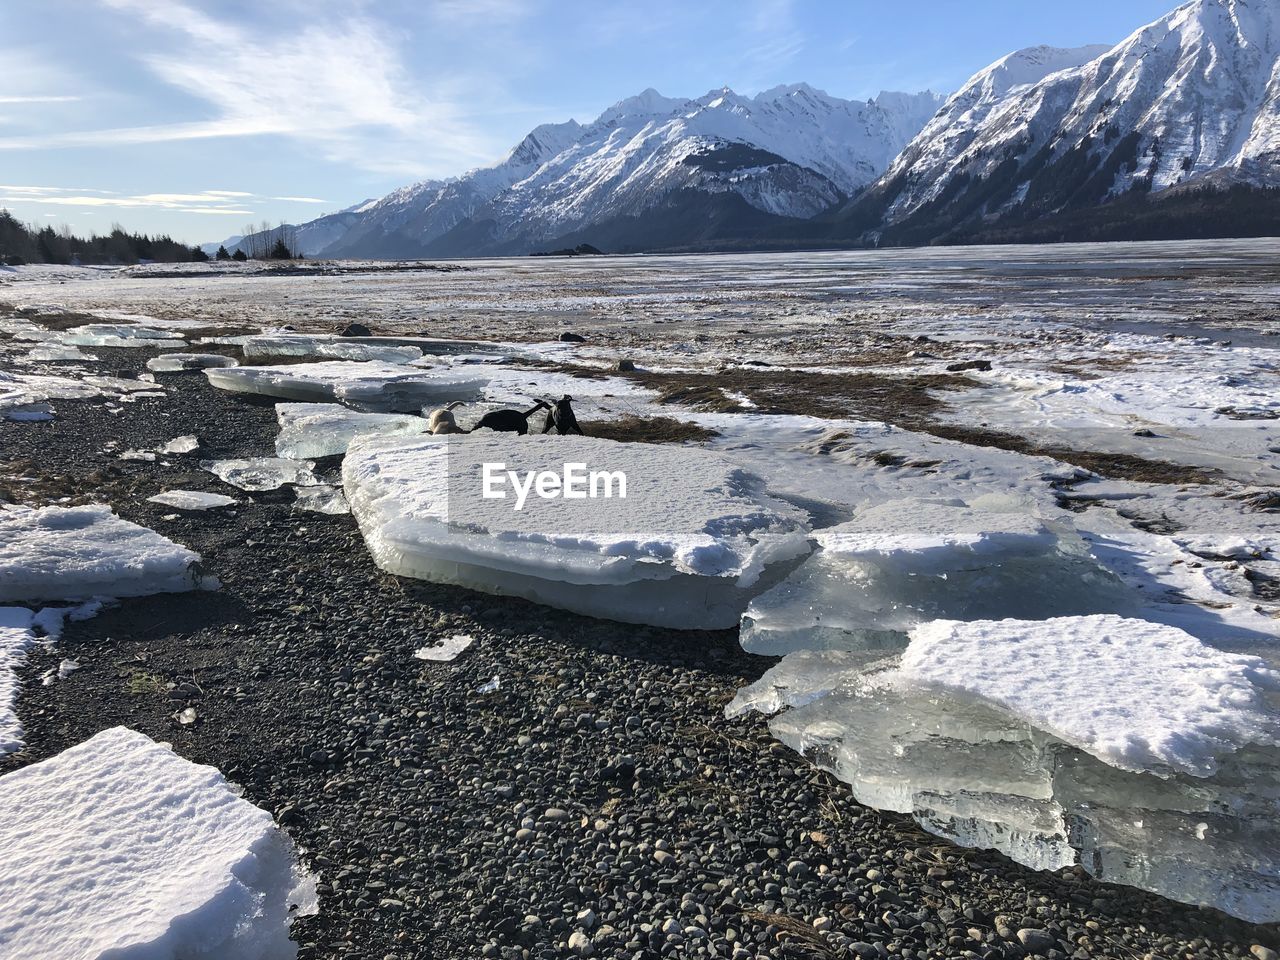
[0,0,1178,245]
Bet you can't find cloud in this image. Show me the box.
[0,185,265,215]
[272,196,330,203]
[0,1,501,177]
[0,95,81,105]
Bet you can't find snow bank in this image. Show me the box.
[147,353,238,372]
[901,616,1279,778]
[206,361,487,412]
[147,490,238,511]
[0,727,317,960]
[274,402,426,459]
[343,433,811,628]
[0,505,205,603]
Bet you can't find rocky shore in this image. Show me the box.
[2,347,1277,960]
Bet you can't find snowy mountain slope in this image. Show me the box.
[845,0,1280,241]
[315,85,943,258]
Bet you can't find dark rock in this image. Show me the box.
[339,323,373,338]
[946,359,993,373]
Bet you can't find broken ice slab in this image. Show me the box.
[740,496,1137,655]
[206,360,489,412]
[343,433,812,629]
[274,402,426,458]
[146,352,239,372]
[202,457,319,492]
[159,434,200,454]
[292,484,349,515]
[1,369,102,419]
[242,334,423,364]
[147,490,239,511]
[751,615,1280,923]
[0,726,317,960]
[60,323,187,347]
[414,633,475,661]
[0,608,38,755]
[0,504,208,603]
[26,344,87,362]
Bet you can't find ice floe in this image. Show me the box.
[243,333,423,364]
[146,352,238,372]
[740,496,1136,655]
[274,402,426,459]
[159,434,201,454]
[206,360,488,412]
[0,727,317,959]
[61,323,187,347]
[147,490,239,511]
[0,504,208,603]
[292,484,349,515]
[343,433,811,628]
[202,457,319,492]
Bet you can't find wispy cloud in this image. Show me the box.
[0,185,268,216]
[0,95,81,105]
[272,196,329,203]
[0,1,500,177]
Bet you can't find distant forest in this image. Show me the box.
[0,209,207,266]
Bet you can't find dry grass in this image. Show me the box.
[579,415,718,445]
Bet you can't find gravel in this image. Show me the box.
[1,347,1277,960]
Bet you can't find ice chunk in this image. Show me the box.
[899,616,1279,778]
[159,434,200,454]
[147,352,238,372]
[207,360,487,412]
[292,484,349,515]
[414,633,475,661]
[754,618,1280,923]
[61,323,187,347]
[274,402,426,458]
[147,490,239,511]
[0,505,205,603]
[1,369,100,418]
[343,433,811,629]
[741,497,1136,655]
[243,334,423,364]
[0,727,317,960]
[0,608,37,755]
[202,457,319,492]
[26,344,87,361]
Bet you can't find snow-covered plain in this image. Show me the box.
[0,727,316,960]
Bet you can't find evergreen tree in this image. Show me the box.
[269,237,292,260]
[191,246,210,262]
[215,245,231,261]
[232,249,248,262]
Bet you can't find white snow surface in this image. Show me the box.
[0,505,204,603]
[0,726,316,960]
[343,433,811,628]
[206,361,487,412]
[0,608,37,754]
[898,615,1280,777]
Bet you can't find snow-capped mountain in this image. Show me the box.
[844,0,1280,242]
[303,85,943,258]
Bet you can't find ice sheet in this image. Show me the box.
[343,433,811,628]
[147,353,238,372]
[243,334,423,364]
[206,361,488,412]
[274,402,426,458]
[202,458,319,492]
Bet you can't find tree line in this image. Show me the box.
[0,209,302,266]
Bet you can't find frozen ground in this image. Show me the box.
[2,241,1279,955]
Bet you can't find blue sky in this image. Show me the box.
[1,0,1177,244]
